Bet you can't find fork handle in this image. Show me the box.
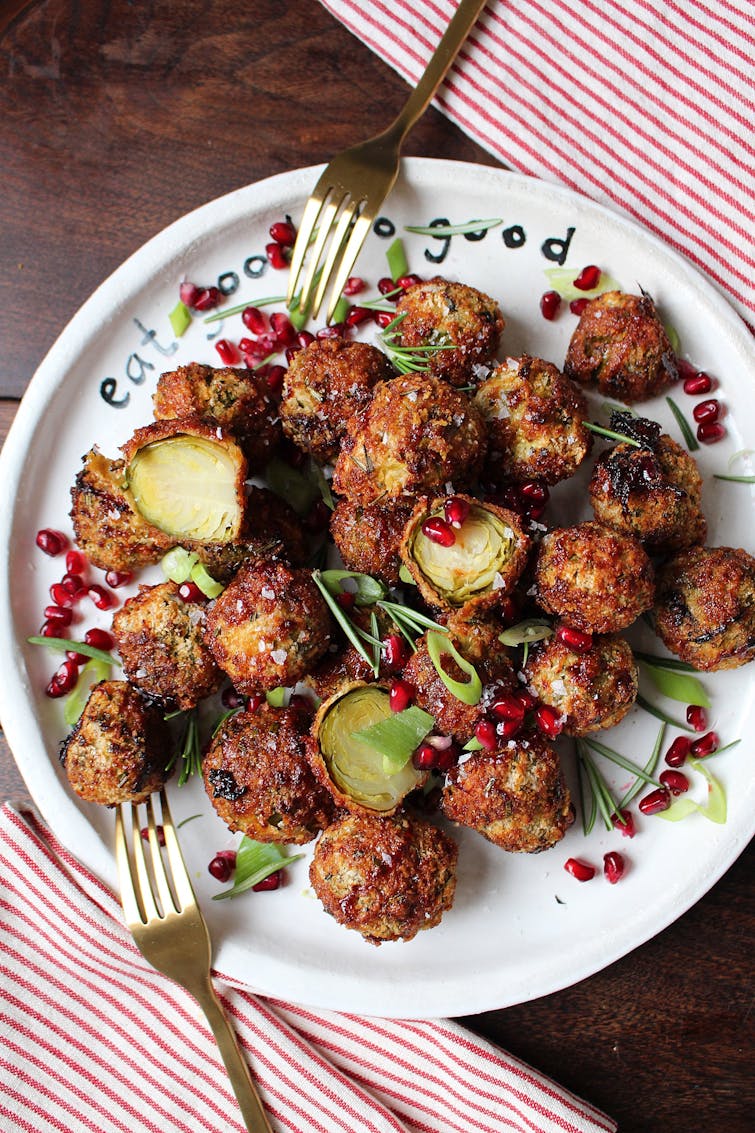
[194,980,274,1133]
[386,0,487,144]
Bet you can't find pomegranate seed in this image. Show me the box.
[382,634,408,670]
[336,591,356,611]
[284,346,301,363]
[265,365,286,396]
[221,686,247,709]
[535,704,563,737]
[519,480,549,504]
[270,312,297,347]
[686,705,708,732]
[690,730,719,757]
[244,333,278,359]
[692,398,720,424]
[140,825,166,846]
[178,581,205,603]
[192,286,222,311]
[266,242,288,269]
[246,692,265,713]
[374,310,394,328]
[697,421,726,444]
[444,496,470,529]
[36,528,68,556]
[683,370,713,395]
[208,853,236,883]
[434,742,459,772]
[564,858,595,882]
[665,736,691,767]
[676,358,698,380]
[84,628,114,651]
[488,694,525,722]
[46,659,79,698]
[660,769,690,796]
[573,264,601,291]
[513,689,538,712]
[215,338,240,365]
[39,621,64,638]
[413,742,438,771]
[242,306,269,334]
[44,605,72,626]
[378,276,397,295]
[603,851,626,884]
[540,290,561,320]
[497,717,523,740]
[66,648,87,664]
[570,298,589,316]
[638,787,671,815]
[269,220,296,247]
[555,625,594,653]
[49,582,74,608]
[343,276,366,296]
[297,330,315,349]
[253,870,282,892]
[611,809,636,837]
[65,549,87,575]
[179,281,201,307]
[105,570,132,588]
[525,503,547,521]
[316,323,347,340]
[88,584,115,610]
[475,720,497,750]
[421,516,456,547]
[397,273,422,290]
[62,572,86,596]
[389,679,415,713]
[289,693,315,716]
[345,305,371,327]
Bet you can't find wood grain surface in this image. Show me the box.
[1,3,753,1131]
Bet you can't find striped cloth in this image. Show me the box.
[319,0,755,325]
[0,805,616,1133]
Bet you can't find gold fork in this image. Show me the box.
[115,790,273,1133]
[286,0,487,322]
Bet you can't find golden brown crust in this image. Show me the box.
[394,276,504,387]
[441,731,573,852]
[191,486,308,582]
[329,496,414,588]
[60,680,170,806]
[563,290,678,402]
[203,559,331,692]
[202,704,334,843]
[534,521,654,634]
[654,545,755,671]
[309,811,458,944]
[280,338,393,463]
[332,375,486,502]
[474,355,592,485]
[111,581,222,710]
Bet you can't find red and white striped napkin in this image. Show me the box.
[0,804,616,1133]
[319,0,755,325]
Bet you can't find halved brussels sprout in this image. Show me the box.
[311,682,426,814]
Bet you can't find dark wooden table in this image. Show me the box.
[1,3,753,1130]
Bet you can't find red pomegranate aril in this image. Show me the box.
[397,273,422,290]
[208,853,235,883]
[284,346,301,363]
[62,572,86,595]
[335,591,356,611]
[421,516,456,547]
[564,857,595,882]
[686,705,708,732]
[242,305,268,334]
[36,528,68,556]
[49,582,74,608]
[266,365,287,395]
[489,694,525,722]
[343,276,366,296]
[444,496,470,529]
[638,787,671,815]
[665,736,691,767]
[65,549,87,575]
[611,809,636,837]
[475,719,497,750]
[141,825,166,846]
[413,742,438,771]
[497,717,522,740]
[378,276,397,295]
[253,870,282,892]
[535,704,563,737]
[345,305,371,327]
[570,297,589,316]
[246,692,265,713]
[519,480,549,504]
[374,310,394,328]
[269,219,296,247]
[39,620,63,638]
[192,286,222,311]
[697,421,726,444]
[603,851,626,884]
[266,242,288,269]
[383,634,408,670]
[84,627,114,651]
[297,330,315,349]
[525,502,547,521]
[316,322,346,340]
[179,281,201,307]
[690,730,719,757]
[65,647,87,665]
[178,581,204,603]
[389,679,415,713]
[683,370,713,395]
[270,312,297,347]
[574,265,601,290]
[556,625,594,653]
[513,688,538,713]
[44,604,72,626]
[46,659,79,698]
[221,686,247,709]
[660,769,690,796]
[215,339,240,365]
[692,398,720,424]
[434,742,459,772]
[539,290,561,320]
[88,584,115,610]
[105,569,132,589]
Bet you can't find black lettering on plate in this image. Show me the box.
[502,224,526,248]
[423,218,451,264]
[132,318,178,357]
[541,226,575,266]
[125,353,155,386]
[243,255,267,279]
[218,271,240,295]
[373,217,396,238]
[100,378,129,407]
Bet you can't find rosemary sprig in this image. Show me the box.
[202,295,287,324]
[577,742,616,831]
[582,736,663,787]
[633,650,697,673]
[166,709,202,786]
[404,218,503,237]
[380,311,456,374]
[376,598,449,639]
[666,396,700,451]
[617,723,666,809]
[27,635,120,668]
[584,421,642,448]
[312,569,379,675]
[637,694,695,732]
[713,473,755,483]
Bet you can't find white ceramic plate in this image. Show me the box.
[1,159,754,1019]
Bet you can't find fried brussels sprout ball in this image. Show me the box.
[309,811,458,945]
[122,417,247,544]
[332,375,487,502]
[202,704,334,844]
[60,680,170,806]
[70,448,174,572]
[153,362,281,472]
[191,486,308,582]
[534,521,654,634]
[204,560,331,692]
[393,276,504,387]
[474,355,592,484]
[111,581,221,710]
[280,338,394,463]
[523,632,638,735]
[400,494,531,617]
[308,682,427,815]
[588,434,706,552]
[442,731,573,852]
[654,546,755,671]
[330,496,414,588]
[563,290,678,402]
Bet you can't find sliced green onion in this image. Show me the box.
[657,759,726,824]
[498,619,553,648]
[426,631,482,706]
[728,448,755,469]
[617,723,666,809]
[583,736,662,787]
[161,546,199,583]
[330,295,350,325]
[319,569,387,606]
[212,837,303,901]
[63,658,111,726]
[190,561,224,599]
[386,237,409,281]
[639,660,710,708]
[399,564,417,586]
[203,295,287,324]
[463,737,484,752]
[169,300,192,338]
[405,218,503,237]
[543,266,621,301]
[637,694,694,732]
[312,462,335,510]
[265,686,288,708]
[666,396,700,452]
[351,704,434,775]
[312,570,378,674]
[584,421,642,448]
[27,635,120,668]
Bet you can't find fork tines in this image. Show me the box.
[115,790,195,928]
